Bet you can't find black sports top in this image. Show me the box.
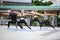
[10,13,17,21]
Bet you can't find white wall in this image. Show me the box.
[50,0,60,6]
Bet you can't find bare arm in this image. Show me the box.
[2,13,9,16]
[12,11,21,16]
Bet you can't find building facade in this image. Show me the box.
[0,0,32,6]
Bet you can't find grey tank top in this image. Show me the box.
[43,15,48,20]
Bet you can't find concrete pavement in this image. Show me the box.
[0,25,60,40]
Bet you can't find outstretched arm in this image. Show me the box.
[2,13,9,16]
[12,11,21,16]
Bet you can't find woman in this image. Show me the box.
[30,10,41,29]
[17,10,31,30]
[41,10,55,29]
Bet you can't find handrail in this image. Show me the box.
[0,6,60,10]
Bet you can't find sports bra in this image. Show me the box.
[34,13,38,18]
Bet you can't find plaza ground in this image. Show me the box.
[0,25,60,40]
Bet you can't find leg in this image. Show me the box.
[8,21,11,28]
[47,20,55,29]
[30,20,34,26]
[49,22,55,29]
[23,20,31,29]
[8,21,17,28]
[36,18,42,28]
[16,22,18,30]
[17,21,23,29]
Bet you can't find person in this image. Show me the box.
[41,10,55,29]
[30,10,41,29]
[50,13,57,28]
[8,11,17,28]
[17,10,31,30]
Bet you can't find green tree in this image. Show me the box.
[44,1,53,6]
[32,0,53,6]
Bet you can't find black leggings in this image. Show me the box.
[30,18,41,28]
[17,19,31,29]
[8,21,17,28]
[41,20,55,28]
